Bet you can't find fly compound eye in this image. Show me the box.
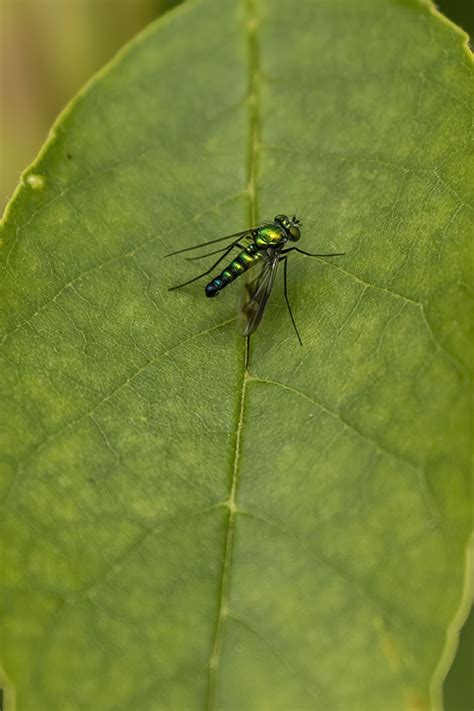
[289,225,300,241]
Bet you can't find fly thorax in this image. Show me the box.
[257,224,286,249]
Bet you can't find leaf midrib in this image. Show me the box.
[206,0,261,707]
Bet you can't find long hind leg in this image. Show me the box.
[281,256,303,346]
[168,239,242,291]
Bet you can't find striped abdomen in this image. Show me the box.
[205,245,261,297]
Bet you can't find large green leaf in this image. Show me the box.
[1,1,472,709]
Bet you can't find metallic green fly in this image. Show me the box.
[167,214,344,344]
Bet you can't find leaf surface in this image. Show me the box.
[0,1,472,709]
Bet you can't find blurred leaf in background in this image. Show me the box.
[444,605,474,711]
[437,0,474,37]
[0,0,182,212]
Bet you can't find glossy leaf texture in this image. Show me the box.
[0,1,472,709]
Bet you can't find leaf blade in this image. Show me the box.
[0,1,472,710]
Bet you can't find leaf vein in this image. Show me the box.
[207,0,260,706]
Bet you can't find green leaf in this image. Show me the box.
[1,1,472,709]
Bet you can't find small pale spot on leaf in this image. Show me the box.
[26,174,45,191]
[131,498,159,519]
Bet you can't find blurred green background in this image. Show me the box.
[0,1,472,709]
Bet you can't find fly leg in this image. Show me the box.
[280,256,303,346]
[185,243,246,261]
[168,239,242,291]
[165,229,257,257]
[280,248,345,257]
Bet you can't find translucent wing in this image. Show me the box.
[240,254,280,336]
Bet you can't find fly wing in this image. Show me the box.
[240,254,280,336]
